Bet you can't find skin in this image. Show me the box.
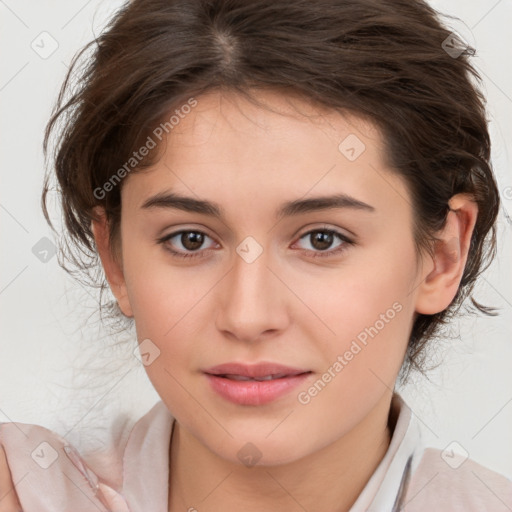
[0,89,476,512]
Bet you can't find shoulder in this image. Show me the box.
[0,418,117,511]
[0,401,171,511]
[401,446,512,511]
[82,400,173,486]
[366,394,512,512]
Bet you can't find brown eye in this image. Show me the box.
[158,230,217,259]
[294,229,353,259]
[309,231,335,251]
[180,231,205,251]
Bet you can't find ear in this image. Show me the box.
[415,194,478,315]
[90,207,133,318]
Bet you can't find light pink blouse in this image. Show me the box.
[1,394,511,511]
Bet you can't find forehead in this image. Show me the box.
[167,89,382,161]
[121,89,411,224]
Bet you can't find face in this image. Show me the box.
[104,90,432,465]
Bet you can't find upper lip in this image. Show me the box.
[204,362,311,378]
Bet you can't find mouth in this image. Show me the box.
[203,362,313,405]
[217,372,304,381]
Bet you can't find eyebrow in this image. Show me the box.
[141,191,375,219]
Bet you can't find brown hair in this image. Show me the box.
[42,0,500,379]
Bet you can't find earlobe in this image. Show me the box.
[90,207,134,318]
[415,194,478,315]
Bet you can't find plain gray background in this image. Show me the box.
[1,0,511,477]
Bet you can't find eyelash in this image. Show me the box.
[157,228,353,260]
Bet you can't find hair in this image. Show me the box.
[42,0,500,381]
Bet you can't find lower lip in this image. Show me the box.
[205,373,311,405]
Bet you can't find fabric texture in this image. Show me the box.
[1,394,511,511]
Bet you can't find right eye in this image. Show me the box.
[157,230,219,259]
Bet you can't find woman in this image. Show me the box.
[1,0,511,510]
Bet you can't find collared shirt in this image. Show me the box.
[1,394,511,511]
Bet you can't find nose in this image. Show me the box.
[214,244,290,343]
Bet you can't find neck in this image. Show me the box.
[168,393,393,512]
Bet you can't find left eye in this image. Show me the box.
[294,229,350,256]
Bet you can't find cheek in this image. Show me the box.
[290,267,414,444]
[290,244,417,410]
[120,241,223,393]
[296,244,416,347]
[122,254,208,416]
[122,237,208,335]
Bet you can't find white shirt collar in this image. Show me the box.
[350,394,424,511]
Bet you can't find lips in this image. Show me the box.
[203,362,312,405]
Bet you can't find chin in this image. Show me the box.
[213,430,315,468]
